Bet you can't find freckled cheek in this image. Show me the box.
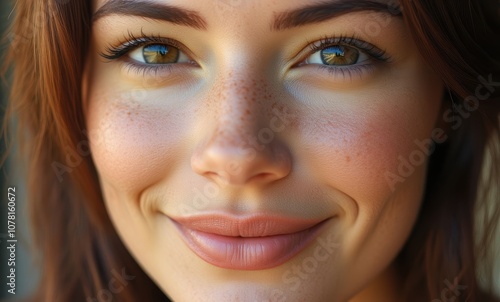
[300,107,431,203]
[86,94,187,193]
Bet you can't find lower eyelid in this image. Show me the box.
[295,63,379,83]
[120,61,197,80]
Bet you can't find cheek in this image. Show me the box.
[303,111,412,201]
[86,89,187,194]
[292,81,442,296]
[297,83,442,207]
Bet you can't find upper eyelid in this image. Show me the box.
[99,32,193,61]
[288,36,391,70]
[305,36,389,60]
[100,33,390,67]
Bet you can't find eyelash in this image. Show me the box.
[299,35,391,78]
[100,31,193,76]
[307,35,389,62]
[100,32,391,78]
[101,31,182,60]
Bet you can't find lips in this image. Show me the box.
[170,214,329,270]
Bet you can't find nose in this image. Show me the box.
[191,77,292,187]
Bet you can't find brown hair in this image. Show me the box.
[2,0,499,301]
[397,1,500,301]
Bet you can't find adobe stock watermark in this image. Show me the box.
[86,268,135,302]
[214,0,244,19]
[8,1,71,49]
[179,104,296,215]
[352,0,401,39]
[385,73,500,191]
[265,233,340,302]
[431,277,468,302]
[51,76,181,182]
[51,128,109,182]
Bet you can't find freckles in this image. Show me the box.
[202,74,296,135]
[88,94,184,192]
[298,104,420,202]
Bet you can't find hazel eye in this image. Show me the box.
[128,44,190,64]
[305,45,368,66]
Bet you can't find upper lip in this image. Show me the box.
[169,214,327,237]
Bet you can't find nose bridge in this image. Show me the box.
[210,70,270,145]
[191,68,292,187]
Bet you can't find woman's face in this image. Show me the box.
[84,0,443,301]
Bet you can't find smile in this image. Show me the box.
[169,214,331,270]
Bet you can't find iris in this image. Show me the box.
[143,44,179,64]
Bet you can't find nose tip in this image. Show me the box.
[191,131,292,187]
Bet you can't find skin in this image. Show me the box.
[83,0,444,301]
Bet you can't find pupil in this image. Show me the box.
[321,46,345,65]
[320,45,358,66]
[324,46,344,57]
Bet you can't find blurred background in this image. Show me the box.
[0,1,40,300]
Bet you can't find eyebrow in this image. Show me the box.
[92,0,401,32]
[272,0,402,31]
[92,0,207,29]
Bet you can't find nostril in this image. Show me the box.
[204,172,218,178]
[190,126,292,187]
[203,171,228,183]
[246,172,280,185]
[250,173,272,181]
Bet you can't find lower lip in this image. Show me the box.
[172,219,329,270]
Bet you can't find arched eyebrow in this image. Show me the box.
[272,0,402,31]
[92,0,208,29]
[92,0,401,31]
